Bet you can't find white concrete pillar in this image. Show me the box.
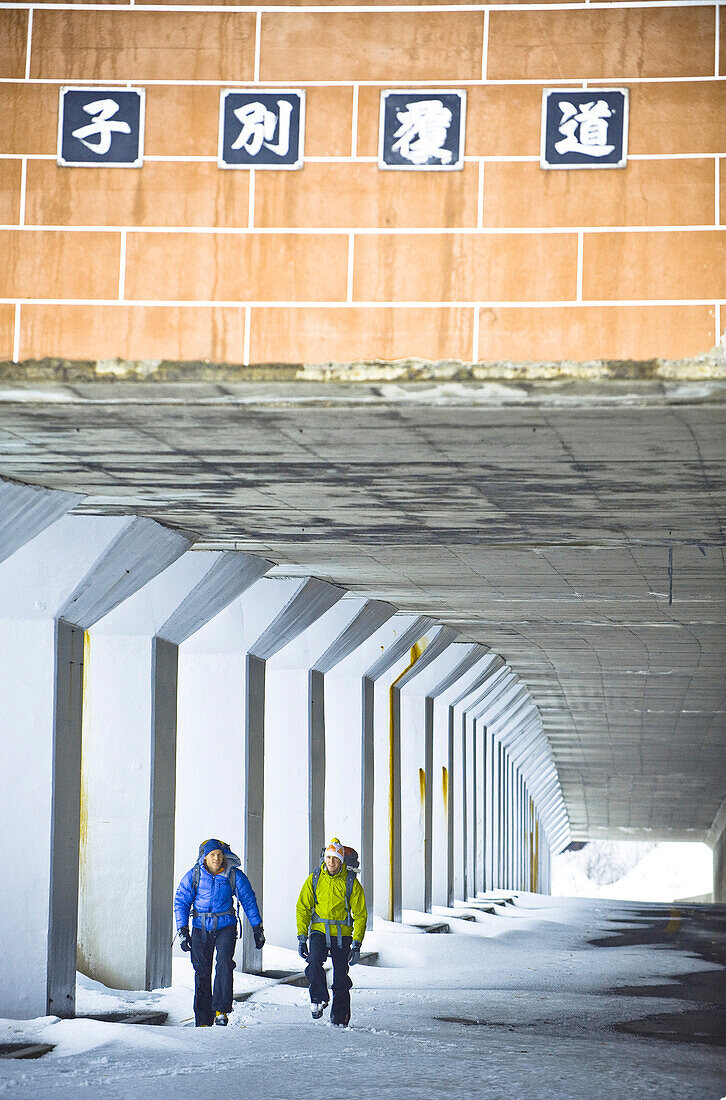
[0,514,186,1018]
[385,627,456,919]
[398,641,479,913]
[428,648,487,908]
[263,593,399,950]
[243,577,343,969]
[363,617,435,921]
[475,720,486,895]
[325,612,426,915]
[80,550,270,990]
[314,600,394,860]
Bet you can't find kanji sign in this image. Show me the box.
[379,90,466,170]
[219,90,305,169]
[58,87,145,167]
[541,88,628,169]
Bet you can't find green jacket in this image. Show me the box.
[296,864,367,943]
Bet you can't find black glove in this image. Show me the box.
[253,924,265,950]
[348,941,361,966]
[179,927,191,953]
[297,936,309,960]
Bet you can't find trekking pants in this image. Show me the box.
[191,924,236,1026]
[305,930,353,1025]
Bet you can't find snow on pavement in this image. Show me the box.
[1,895,724,1100]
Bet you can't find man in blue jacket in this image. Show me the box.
[175,839,265,1027]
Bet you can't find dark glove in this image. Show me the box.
[179,927,191,953]
[297,936,309,960]
[253,924,265,950]
[348,941,361,966]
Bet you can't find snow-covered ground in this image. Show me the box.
[1,894,724,1099]
[552,841,714,903]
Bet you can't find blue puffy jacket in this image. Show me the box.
[174,849,262,934]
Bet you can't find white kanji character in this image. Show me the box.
[231,100,292,157]
[391,100,453,165]
[554,100,615,158]
[71,98,131,156]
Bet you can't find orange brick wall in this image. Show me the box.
[0,2,724,365]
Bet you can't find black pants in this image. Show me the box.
[305,931,352,1026]
[191,924,236,1026]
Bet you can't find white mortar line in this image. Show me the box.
[243,304,251,364]
[481,9,489,82]
[351,85,359,158]
[347,232,355,301]
[472,305,480,362]
[1,75,724,87]
[3,224,721,235]
[716,301,722,349]
[0,3,716,11]
[118,229,127,299]
[18,157,27,227]
[12,303,21,363]
[254,10,262,83]
[477,160,484,228]
[715,1,720,78]
[24,8,32,81]
[576,231,583,303]
[248,168,255,228]
[716,155,721,227]
[1,297,718,308]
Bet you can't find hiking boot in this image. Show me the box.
[311,1003,327,1020]
[214,1012,229,1026]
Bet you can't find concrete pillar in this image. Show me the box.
[264,593,405,950]
[324,612,424,915]
[315,600,394,866]
[428,647,487,907]
[80,550,270,991]
[0,514,186,1018]
[475,720,486,896]
[707,803,726,903]
[392,629,460,914]
[363,617,435,921]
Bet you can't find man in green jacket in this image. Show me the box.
[296,837,367,1026]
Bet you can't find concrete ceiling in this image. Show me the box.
[1,364,724,842]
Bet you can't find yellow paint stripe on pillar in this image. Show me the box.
[665,908,681,934]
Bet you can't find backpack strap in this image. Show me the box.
[190,860,236,936]
[309,866,354,949]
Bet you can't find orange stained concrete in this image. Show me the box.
[721,161,726,226]
[124,232,349,302]
[143,85,354,159]
[352,233,578,303]
[481,159,715,229]
[258,12,484,83]
[0,10,27,79]
[0,161,22,225]
[582,230,726,301]
[617,83,726,156]
[24,161,250,229]
[722,10,726,76]
[254,162,479,229]
[18,304,246,362]
[0,306,15,359]
[30,10,256,81]
[249,306,474,363]
[0,85,59,155]
[477,304,716,362]
[0,230,121,299]
[487,8,715,81]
